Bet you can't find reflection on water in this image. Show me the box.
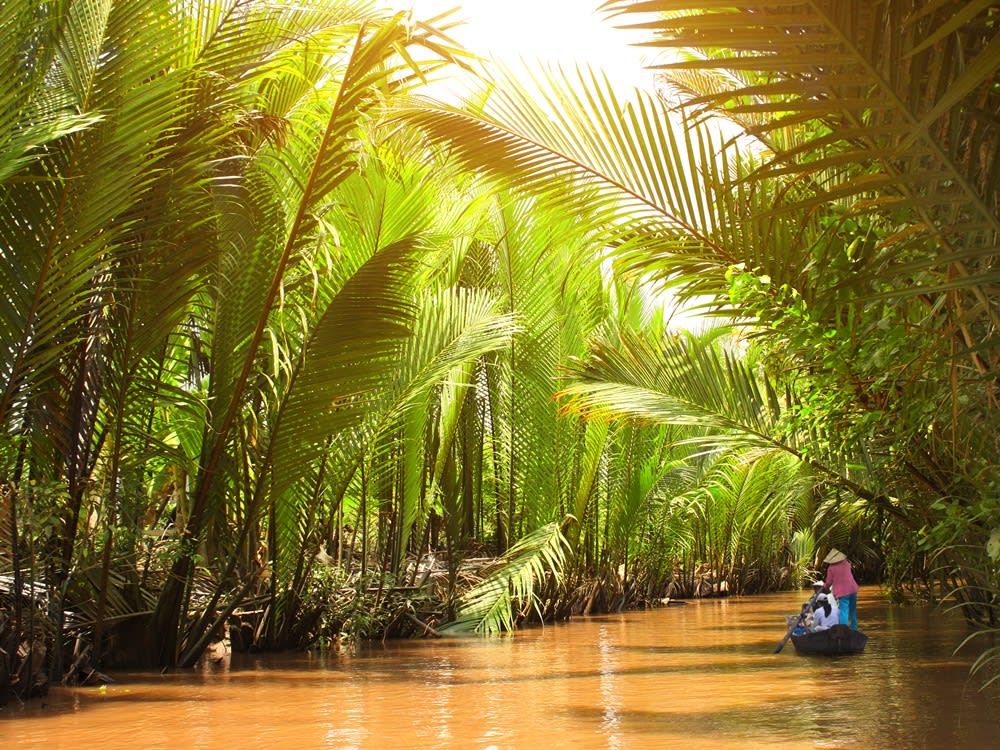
[4,587,999,749]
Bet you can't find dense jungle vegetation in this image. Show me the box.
[1,0,998,700]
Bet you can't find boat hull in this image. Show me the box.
[791,624,867,655]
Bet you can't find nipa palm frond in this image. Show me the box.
[266,238,422,500]
[443,520,570,634]
[398,64,737,260]
[561,329,782,449]
[601,0,1000,294]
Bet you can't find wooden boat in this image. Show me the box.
[791,624,868,655]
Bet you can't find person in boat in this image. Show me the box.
[810,590,839,632]
[823,548,859,630]
[790,579,826,634]
[802,579,825,629]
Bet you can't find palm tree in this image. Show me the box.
[144,5,467,667]
[595,0,999,608]
[1,0,255,674]
[391,4,1000,665]
[0,0,469,669]
[424,189,616,632]
[256,159,522,651]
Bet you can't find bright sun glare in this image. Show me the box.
[394,0,652,89]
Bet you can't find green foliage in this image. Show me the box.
[401,0,998,616]
[788,529,817,588]
[3,0,998,688]
[297,566,409,650]
[444,521,570,634]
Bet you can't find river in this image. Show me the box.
[4,587,999,748]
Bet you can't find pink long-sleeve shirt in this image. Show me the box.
[825,559,859,597]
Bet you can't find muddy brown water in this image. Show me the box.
[3,587,999,749]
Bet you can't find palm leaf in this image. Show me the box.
[399,65,728,250]
[560,328,902,517]
[567,419,610,551]
[397,64,838,326]
[562,330,781,446]
[601,0,1000,294]
[186,13,451,537]
[267,239,421,496]
[0,0,195,429]
[444,520,570,634]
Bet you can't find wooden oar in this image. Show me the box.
[773,595,816,654]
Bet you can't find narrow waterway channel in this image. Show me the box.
[4,587,999,749]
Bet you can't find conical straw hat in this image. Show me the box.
[823,548,847,564]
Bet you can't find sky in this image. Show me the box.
[392,0,654,91]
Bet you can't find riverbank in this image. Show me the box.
[4,589,999,749]
[0,554,747,706]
